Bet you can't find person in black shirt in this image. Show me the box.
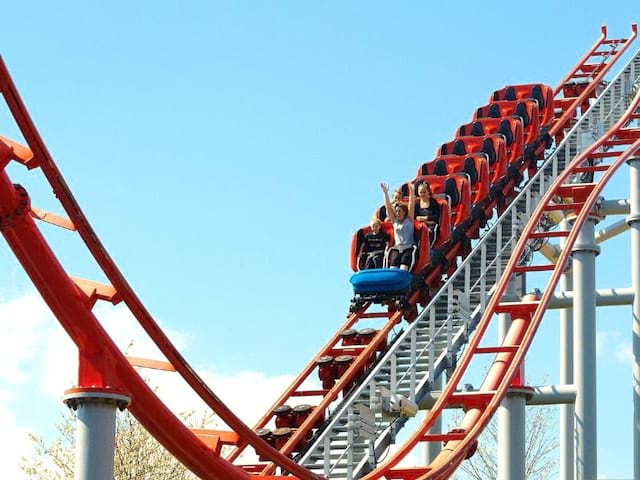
[414,182,440,246]
[358,216,391,269]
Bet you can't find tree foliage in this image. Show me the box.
[20,408,216,480]
[452,405,559,480]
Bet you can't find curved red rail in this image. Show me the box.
[0,57,321,480]
[360,84,640,480]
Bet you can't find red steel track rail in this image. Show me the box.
[544,24,637,150]
[553,24,636,97]
[359,80,640,480]
[0,58,320,480]
[227,305,409,474]
[233,23,638,477]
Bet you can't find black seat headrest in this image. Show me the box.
[505,86,516,101]
[531,84,544,109]
[445,177,460,207]
[433,159,448,176]
[463,156,478,185]
[453,139,466,156]
[488,103,501,118]
[499,119,513,146]
[471,121,485,136]
[482,138,497,165]
[515,102,530,127]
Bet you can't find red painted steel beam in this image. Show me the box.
[226,308,366,463]
[553,24,637,97]
[424,293,537,474]
[0,179,250,480]
[553,25,608,97]
[259,310,404,475]
[547,24,637,141]
[0,57,323,480]
[426,137,640,480]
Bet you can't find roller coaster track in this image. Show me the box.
[357,59,640,480]
[295,26,640,479]
[0,24,637,480]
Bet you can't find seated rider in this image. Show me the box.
[358,216,391,270]
[414,181,440,246]
[381,182,416,271]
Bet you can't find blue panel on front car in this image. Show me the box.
[350,268,411,294]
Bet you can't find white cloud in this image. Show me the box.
[614,342,633,363]
[0,290,473,478]
[41,327,76,398]
[205,370,301,425]
[85,303,312,428]
[93,301,189,357]
[596,330,620,355]
[37,301,191,400]
[146,367,299,425]
[0,294,56,480]
[0,292,317,477]
[0,398,32,480]
[0,293,53,385]
[0,290,302,409]
[596,330,634,365]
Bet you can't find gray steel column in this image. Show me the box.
[423,375,442,463]
[559,219,574,480]
[497,276,525,479]
[63,390,131,480]
[498,391,527,479]
[572,215,599,480]
[628,155,640,480]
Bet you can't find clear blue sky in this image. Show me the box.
[0,2,638,478]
